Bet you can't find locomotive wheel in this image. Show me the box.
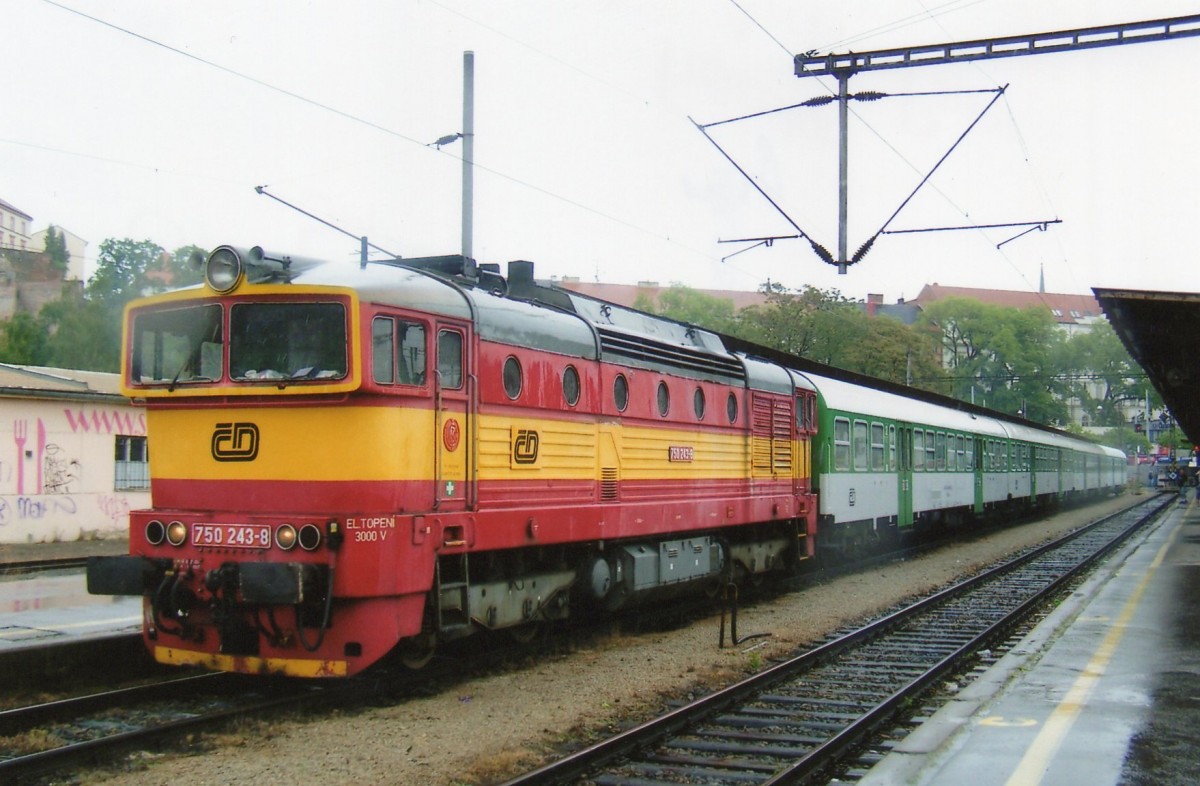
[398,633,437,669]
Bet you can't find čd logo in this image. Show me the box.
[212,422,260,461]
[513,429,539,465]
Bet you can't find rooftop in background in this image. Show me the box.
[0,364,123,399]
[910,283,1104,330]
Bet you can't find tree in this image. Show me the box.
[1058,322,1146,428]
[167,244,207,289]
[735,283,945,390]
[43,225,70,274]
[87,238,165,309]
[633,285,741,335]
[0,312,50,365]
[41,296,122,372]
[919,297,1068,424]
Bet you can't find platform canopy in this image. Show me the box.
[1094,288,1200,444]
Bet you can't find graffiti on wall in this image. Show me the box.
[1,406,147,540]
[8,409,146,496]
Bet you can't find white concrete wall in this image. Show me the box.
[0,398,149,543]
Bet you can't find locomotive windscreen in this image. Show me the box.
[129,301,348,387]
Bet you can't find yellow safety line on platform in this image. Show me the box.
[1004,515,1182,786]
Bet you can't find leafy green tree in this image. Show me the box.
[633,285,740,335]
[43,225,70,274]
[167,244,207,289]
[919,297,1068,424]
[41,296,122,372]
[0,312,50,365]
[87,238,165,309]
[1058,322,1146,428]
[734,283,945,390]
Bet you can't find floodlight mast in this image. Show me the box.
[795,14,1200,274]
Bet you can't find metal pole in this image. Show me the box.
[462,51,475,261]
[837,71,850,275]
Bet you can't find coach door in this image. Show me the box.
[897,425,914,529]
[434,325,473,514]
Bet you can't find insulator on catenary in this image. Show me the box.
[852,235,877,263]
[802,95,837,107]
[853,91,887,102]
[810,239,834,265]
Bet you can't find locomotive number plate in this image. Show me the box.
[192,523,272,549]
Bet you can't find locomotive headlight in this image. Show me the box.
[145,520,165,545]
[275,524,298,550]
[298,523,322,551]
[165,520,188,547]
[205,246,244,293]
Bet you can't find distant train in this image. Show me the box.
[87,246,1126,677]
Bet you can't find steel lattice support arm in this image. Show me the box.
[796,14,1200,77]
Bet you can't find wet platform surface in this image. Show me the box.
[0,567,141,650]
[861,498,1200,786]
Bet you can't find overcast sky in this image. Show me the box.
[5,1,1199,303]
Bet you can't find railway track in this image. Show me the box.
[0,671,346,783]
[502,494,1171,786]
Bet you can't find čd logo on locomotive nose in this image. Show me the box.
[212,422,260,461]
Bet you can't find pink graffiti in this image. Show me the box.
[63,409,146,436]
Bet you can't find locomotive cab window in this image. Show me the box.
[130,303,223,385]
[437,330,464,389]
[372,317,426,385]
[230,302,347,381]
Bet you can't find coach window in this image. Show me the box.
[562,365,580,406]
[966,438,975,471]
[914,429,925,470]
[693,387,706,420]
[503,356,523,399]
[853,420,868,470]
[955,435,965,471]
[834,417,850,470]
[870,423,885,471]
[614,374,629,412]
[935,432,947,471]
[437,330,463,389]
[657,381,670,417]
[727,393,738,424]
[888,425,897,470]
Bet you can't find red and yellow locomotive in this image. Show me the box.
[88,246,818,676]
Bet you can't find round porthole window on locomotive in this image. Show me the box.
[694,387,706,420]
[563,365,580,406]
[657,381,670,417]
[727,392,738,423]
[614,374,629,412]
[503,356,523,399]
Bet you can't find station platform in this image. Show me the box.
[860,497,1200,786]
[0,542,141,652]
